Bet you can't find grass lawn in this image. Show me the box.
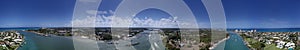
[245,38,258,43]
[243,37,288,50]
[264,44,285,50]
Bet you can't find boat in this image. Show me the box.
[107,42,114,44]
[43,34,50,37]
[125,42,140,46]
[107,41,118,44]
[131,42,140,46]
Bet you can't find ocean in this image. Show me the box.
[228,28,300,32]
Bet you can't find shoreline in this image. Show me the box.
[15,37,25,50]
[15,32,25,50]
[243,40,254,50]
[209,36,230,50]
[0,31,25,50]
[25,31,100,41]
[235,32,254,50]
[234,31,255,50]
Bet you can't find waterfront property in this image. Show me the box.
[0,31,24,50]
[237,29,300,50]
[160,28,228,50]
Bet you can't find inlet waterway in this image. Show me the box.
[213,32,249,50]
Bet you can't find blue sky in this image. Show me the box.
[0,0,299,28]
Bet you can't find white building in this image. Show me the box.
[265,40,271,44]
[285,42,295,49]
[276,40,286,49]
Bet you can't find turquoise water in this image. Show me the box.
[17,31,75,50]
[15,30,154,50]
[213,32,249,50]
[215,28,300,50]
[225,32,249,50]
[0,28,73,50]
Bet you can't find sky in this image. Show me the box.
[0,0,300,28]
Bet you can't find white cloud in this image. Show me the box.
[108,10,114,15]
[131,17,178,27]
[72,16,96,27]
[69,10,196,28]
[86,10,115,15]
[85,10,98,15]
